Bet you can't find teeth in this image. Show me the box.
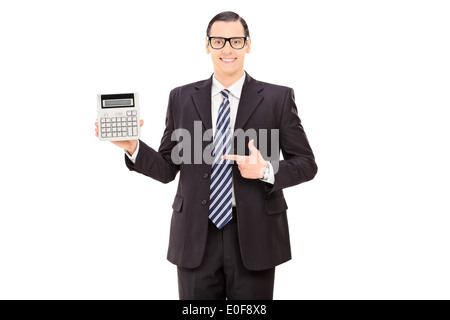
[222,58,235,62]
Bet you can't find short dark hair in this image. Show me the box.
[206,11,250,37]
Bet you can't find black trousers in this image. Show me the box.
[177,212,275,300]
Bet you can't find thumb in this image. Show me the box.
[248,139,258,155]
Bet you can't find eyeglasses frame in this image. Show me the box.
[207,36,249,50]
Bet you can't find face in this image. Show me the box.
[206,21,251,78]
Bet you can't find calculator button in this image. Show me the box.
[113,133,117,137]
[101,118,106,123]
[127,111,132,116]
[132,111,137,115]
[132,127,138,136]
[127,116,132,121]
[121,117,126,121]
[107,133,112,137]
[132,116,137,121]
[102,133,106,138]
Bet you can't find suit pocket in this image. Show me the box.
[172,194,184,212]
[265,196,288,215]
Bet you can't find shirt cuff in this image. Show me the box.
[260,161,275,185]
[125,140,140,164]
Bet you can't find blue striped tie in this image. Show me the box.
[209,89,233,229]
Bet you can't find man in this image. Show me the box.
[95,11,317,300]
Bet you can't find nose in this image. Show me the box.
[222,40,233,54]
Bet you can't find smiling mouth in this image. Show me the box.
[220,58,237,64]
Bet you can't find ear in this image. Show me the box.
[245,37,251,54]
[206,37,210,54]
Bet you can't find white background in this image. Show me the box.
[0,0,449,300]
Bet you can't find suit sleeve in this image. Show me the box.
[265,88,318,194]
[124,89,180,184]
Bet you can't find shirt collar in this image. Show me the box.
[211,72,246,99]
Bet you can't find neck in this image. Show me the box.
[213,69,245,88]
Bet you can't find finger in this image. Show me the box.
[140,119,144,127]
[222,154,246,164]
[95,121,98,127]
[222,154,239,161]
[248,139,258,154]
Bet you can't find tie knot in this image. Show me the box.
[221,89,230,100]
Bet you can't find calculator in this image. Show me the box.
[97,93,141,141]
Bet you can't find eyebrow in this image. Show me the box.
[209,36,246,38]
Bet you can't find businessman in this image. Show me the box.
[95,11,317,300]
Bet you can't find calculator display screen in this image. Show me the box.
[103,99,133,108]
[101,93,135,109]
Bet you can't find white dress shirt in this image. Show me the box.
[126,73,275,205]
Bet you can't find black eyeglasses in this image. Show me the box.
[208,37,248,50]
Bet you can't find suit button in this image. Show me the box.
[201,200,208,206]
[203,173,209,179]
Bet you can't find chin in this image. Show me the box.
[222,69,238,75]
[218,65,241,76]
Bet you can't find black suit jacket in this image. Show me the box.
[125,73,317,271]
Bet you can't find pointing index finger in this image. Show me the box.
[222,154,246,164]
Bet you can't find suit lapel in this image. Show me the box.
[191,76,213,133]
[234,73,264,130]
